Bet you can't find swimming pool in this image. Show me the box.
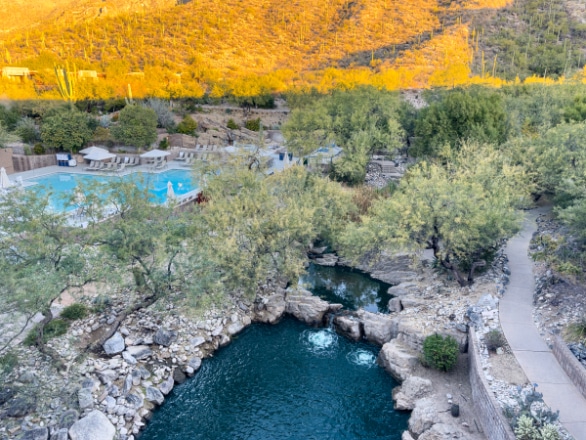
[25,169,199,212]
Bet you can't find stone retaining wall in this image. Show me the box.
[12,153,56,172]
[468,328,516,440]
[551,335,586,400]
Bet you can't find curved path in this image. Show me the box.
[500,210,586,439]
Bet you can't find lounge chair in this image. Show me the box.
[115,163,126,173]
[127,157,138,167]
[154,159,167,170]
[182,158,193,167]
[175,151,186,161]
[84,161,96,171]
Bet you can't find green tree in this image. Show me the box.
[111,105,157,148]
[40,108,94,152]
[193,153,353,295]
[413,89,508,156]
[340,144,531,286]
[176,115,198,135]
[0,190,88,359]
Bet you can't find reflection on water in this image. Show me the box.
[300,263,392,312]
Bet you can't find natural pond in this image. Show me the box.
[140,318,408,440]
[140,265,404,440]
[300,263,393,313]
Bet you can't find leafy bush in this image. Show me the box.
[244,118,261,131]
[485,329,506,352]
[24,319,70,346]
[422,334,459,371]
[0,351,18,377]
[159,138,169,150]
[15,117,40,144]
[145,98,176,131]
[227,118,239,130]
[60,303,88,321]
[565,318,586,343]
[540,425,561,440]
[33,143,45,155]
[176,115,198,135]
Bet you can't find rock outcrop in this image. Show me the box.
[408,398,437,437]
[69,410,115,440]
[378,339,419,382]
[102,332,125,355]
[392,376,433,410]
[355,310,394,345]
[285,288,342,326]
[254,293,286,324]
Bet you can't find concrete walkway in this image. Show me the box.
[500,210,586,439]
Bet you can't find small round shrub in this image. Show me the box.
[226,118,239,130]
[422,334,459,372]
[485,329,506,352]
[540,424,561,440]
[60,303,88,321]
[176,115,198,135]
[33,143,45,155]
[244,117,261,131]
[159,138,169,150]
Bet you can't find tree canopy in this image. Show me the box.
[111,105,158,148]
[340,144,531,285]
[40,108,94,152]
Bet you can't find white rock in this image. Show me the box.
[69,410,115,440]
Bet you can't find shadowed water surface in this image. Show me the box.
[300,263,392,312]
[140,318,408,440]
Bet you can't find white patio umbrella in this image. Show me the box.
[79,146,109,156]
[167,181,176,200]
[140,149,171,159]
[0,167,13,189]
[84,150,117,161]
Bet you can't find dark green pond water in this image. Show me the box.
[140,318,408,440]
[300,263,392,313]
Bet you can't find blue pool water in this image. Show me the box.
[25,169,198,211]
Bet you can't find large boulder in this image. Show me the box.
[408,398,438,437]
[285,288,341,326]
[333,315,362,341]
[378,339,419,382]
[125,345,153,360]
[153,328,177,347]
[418,423,465,440]
[392,376,432,410]
[254,293,286,324]
[388,282,420,298]
[353,253,419,285]
[159,374,174,395]
[145,387,164,405]
[102,332,125,355]
[355,310,394,345]
[77,388,93,410]
[69,410,115,440]
[18,428,48,440]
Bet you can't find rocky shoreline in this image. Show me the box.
[0,250,522,440]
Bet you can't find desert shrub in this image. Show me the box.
[540,424,561,440]
[111,113,119,122]
[244,118,261,131]
[515,415,540,440]
[159,138,169,150]
[176,115,198,135]
[60,303,88,321]
[0,351,18,378]
[32,143,45,155]
[227,118,239,130]
[422,334,459,372]
[15,117,40,144]
[24,319,70,346]
[565,317,586,343]
[485,329,506,352]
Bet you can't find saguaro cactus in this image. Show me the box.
[54,63,77,105]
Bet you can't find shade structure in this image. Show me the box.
[140,149,171,159]
[283,151,290,169]
[167,181,175,200]
[0,167,13,189]
[79,146,109,156]
[84,150,116,161]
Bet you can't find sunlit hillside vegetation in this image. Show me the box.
[0,0,584,99]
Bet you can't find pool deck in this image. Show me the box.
[10,162,190,181]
